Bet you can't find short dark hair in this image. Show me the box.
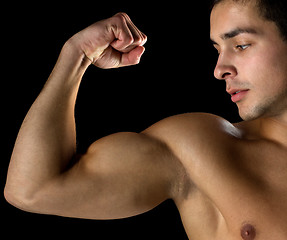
[211,0,287,41]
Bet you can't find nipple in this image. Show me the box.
[241,224,256,240]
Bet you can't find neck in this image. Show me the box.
[236,112,287,146]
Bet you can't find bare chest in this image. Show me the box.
[226,146,287,239]
[218,186,287,240]
[179,180,287,240]
[178,141,287,240]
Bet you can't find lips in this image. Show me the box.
[231,90,242,96]
[230,90,249,103]
[228,89,247,95]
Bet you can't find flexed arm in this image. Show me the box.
[4,13,144,211]
[4,14,184,219]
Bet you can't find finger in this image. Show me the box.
[119,46,145,67]
[110,13,134,52]
[111,13,147,52]
[93,45,121,69]
[121,13,147,47]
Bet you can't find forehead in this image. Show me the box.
[210,1,266,40]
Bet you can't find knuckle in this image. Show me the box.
[126,36,135,46]
[142,33,148,41]
[132,35,141,45]
[142,34,148,44]
[110,12,147,47]
[135,33,147,46]
[117,12,129,18]
[113,12,128,22]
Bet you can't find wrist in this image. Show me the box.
[47,39,92,89]
[61,39,92,73]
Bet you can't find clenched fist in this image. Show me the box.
[68,12,147,69]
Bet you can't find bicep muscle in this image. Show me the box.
[30,132,179,219]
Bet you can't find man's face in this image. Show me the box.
[210,1,287,121]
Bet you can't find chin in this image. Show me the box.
[239,111,259,121]
[238,91,287,121]
[238,103,268,121]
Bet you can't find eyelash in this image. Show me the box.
[213,44,251,55]
[236,44,251,51]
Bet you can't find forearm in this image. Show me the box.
[5,41,91,202]
[5,13,147,214]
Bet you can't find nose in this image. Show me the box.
[214,53,237,80]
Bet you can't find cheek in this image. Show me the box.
[265,56,287,94]
[245,49,287,95]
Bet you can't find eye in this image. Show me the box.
[236,44,251,51]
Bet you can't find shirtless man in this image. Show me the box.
[4,0,287,239]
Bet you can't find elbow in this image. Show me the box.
[4,184,37,213]
[4,187,18,208]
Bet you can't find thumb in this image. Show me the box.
[119,46,146,67]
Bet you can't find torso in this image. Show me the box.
[164,113,287,240]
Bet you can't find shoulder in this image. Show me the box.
[142,113,241,150]
[142,113,243,200]
[142,113,243,181]
[144,112,237,133]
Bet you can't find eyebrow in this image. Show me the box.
[211,27,258,45]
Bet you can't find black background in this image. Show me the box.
[1,1,241,239]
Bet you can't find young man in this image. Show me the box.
[4,0,287,239]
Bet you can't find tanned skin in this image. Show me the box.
[5,1,287,239]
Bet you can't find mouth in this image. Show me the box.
[227,89,249,103]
